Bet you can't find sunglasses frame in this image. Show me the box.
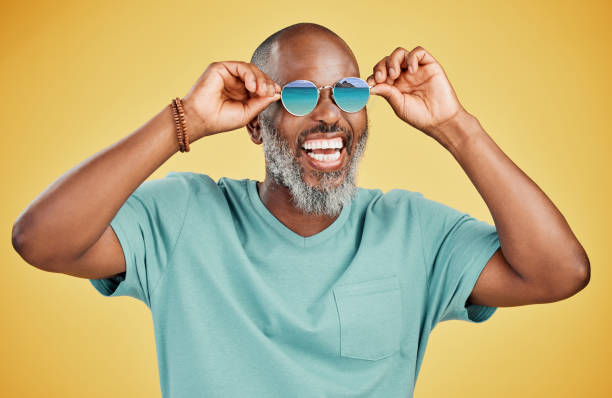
[280,77,375,117]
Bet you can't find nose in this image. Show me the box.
[309,86,342,125]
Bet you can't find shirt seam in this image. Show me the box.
[413,194,431,284]
[148,173,194,304]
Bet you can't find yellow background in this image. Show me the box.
[3,0,610,396]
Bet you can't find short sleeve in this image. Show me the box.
[413,192,500,326]
[89,171,192,308]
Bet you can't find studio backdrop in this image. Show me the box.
[2,1,610,397]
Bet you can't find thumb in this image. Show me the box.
[370,83,402,109]
[244,92,281,119]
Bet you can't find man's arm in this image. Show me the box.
[10,103,192,276]
[367,44,588,307]
[432,109,590,307]
[11,61,281,279]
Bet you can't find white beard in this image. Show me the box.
[258,117,369,217]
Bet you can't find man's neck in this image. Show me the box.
[256,179,338,238]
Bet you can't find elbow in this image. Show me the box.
[12,220,39,267]
[551,253,591,301]
[560,240,592,299]
[564,261,590,300]
[571,244,591,292]
[532,247,591,303]
[11,220,32,260]
[11,219,57,272]
[12,224,33,268]
[11,221,23,253]
[12,209,34,256]
[574,252,591,292]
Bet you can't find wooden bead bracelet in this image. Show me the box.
[170,97,190,152]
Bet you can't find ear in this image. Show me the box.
[246,115,263,145]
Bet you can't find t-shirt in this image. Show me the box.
[89,171,501,398]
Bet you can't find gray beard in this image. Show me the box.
[258,117,369,217]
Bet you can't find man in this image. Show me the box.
[12,22,590,397]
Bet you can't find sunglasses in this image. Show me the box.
[279,77,374,116]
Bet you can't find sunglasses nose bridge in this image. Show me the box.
[317,85,337,107]
[318,85,334,96]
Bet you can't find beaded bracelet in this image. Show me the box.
[170,100,184,152]
[170,97,190,152]
[175,97,190,152]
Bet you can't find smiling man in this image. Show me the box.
[248,25,371,227]
[12,22,590,398]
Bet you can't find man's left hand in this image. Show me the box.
[366,46,466,142]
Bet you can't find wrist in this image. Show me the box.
[430,108,481,154]
[182,98,207,141]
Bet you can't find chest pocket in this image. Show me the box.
[332,274,402,361]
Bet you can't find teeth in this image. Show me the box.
[307,150,341,162]
[302,137,343,150]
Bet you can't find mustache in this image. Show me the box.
[297,122,353,156]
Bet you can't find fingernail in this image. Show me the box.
[375,71,382,81]
[389,68,395,76]
[408,65,413,74]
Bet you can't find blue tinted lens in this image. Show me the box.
[333,77,370,112]
[281,80,318,116]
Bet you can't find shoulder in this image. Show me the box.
[115,172,195,227]
[408,191,468,225]
[173,172,239,196]
[359,186,423,213]
[136,171,231,198]
[133,171,193,196]
[359,187,467,229]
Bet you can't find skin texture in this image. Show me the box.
[11,24,590,309]
[246,30,368,236]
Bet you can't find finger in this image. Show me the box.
[387,47,410,81]
[404,46,438,74]
[248,63,281,97]
[219,61,257,92]
[372,56,390,84]
[221,61,262,94]
[249,64,282,94]
[245,72,257,93]
[244,91,281,118]
[366,74,376,86]
[370,82,402,109]
[255,73,271,97]
[220,61,277,97]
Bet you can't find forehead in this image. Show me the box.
[270,33,360,87]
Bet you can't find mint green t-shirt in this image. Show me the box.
[90,171,500,397]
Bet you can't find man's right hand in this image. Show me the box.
[11,61,282,278]
[182,61,282,141]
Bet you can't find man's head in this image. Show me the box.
[246,23,370,217]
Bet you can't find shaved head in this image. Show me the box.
[250,23,359,85]
[247,23,369,217]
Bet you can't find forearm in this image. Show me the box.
[12,102,197,267]
[432,110,589,291]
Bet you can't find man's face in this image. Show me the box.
[254,33,370,217]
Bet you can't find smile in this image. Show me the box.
[300,137,347,171]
